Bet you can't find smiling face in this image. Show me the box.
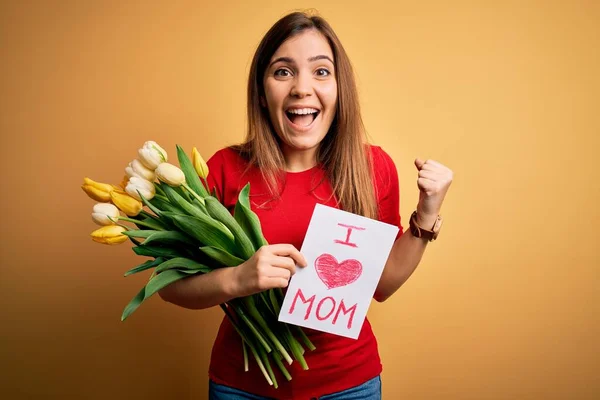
[262,29,338,168]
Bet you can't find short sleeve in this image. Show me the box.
[206,149,226,203]
[371,146,404,239]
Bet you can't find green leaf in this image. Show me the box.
[163,212,237,255]
[138,191,163,216]
[153,182,166,197]
[121,269,191,321]
[118,216,166,231]
[205,197,255,260]
[122,230,159,239]
[234,183,268,249]
[199,246,244,267]
[154,257,212,275]
[149,196,183,214]
[176,144,209,197]
[174,184,192,202]
[142,231,196,247]
[192,198,208,214]
[124,257,166,277]
[141,217,170,230]
[132,245,185,258]
[162,184,209,220]
[128,237,142,246]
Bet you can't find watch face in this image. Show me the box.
[433,217,443,233]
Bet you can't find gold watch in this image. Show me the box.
[409,211,443,241]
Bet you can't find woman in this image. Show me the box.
[159,10,453,400]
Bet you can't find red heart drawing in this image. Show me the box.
[315,253,363,289]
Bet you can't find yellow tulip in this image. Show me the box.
[91,225,128,245]
[110,189,143,216]
[81,177,115,202]
[192,147,209,179]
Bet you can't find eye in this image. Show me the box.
[316,68,331,77]
[274,68,292,77]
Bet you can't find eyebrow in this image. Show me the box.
[268,55,334,69]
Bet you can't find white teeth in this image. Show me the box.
[287,108,318,115]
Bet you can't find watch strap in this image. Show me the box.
[409,211,442,241]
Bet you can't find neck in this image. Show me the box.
[281,146,317,172]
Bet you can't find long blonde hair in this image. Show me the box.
[233,11,378,219]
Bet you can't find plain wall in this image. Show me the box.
[1,0,598,399]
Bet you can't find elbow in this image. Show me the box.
[373,291,390,303]
[158,287,173,304]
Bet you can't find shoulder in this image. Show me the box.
[206,146,250,175]
[367,144,396,168]
[207,146,244,166]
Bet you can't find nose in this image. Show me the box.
[290,73,313,98]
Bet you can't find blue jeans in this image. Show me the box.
[208,375,381,399]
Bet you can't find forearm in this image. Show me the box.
[374,215,436,302]
[158,267,238,310]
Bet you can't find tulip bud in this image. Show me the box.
[119,175,129,190]
[81,177,115,202]
[125,159,156,181]
[91,203,120,226]
[91,225,128,245]
[192,147,209,179]
[138,141,168,170]
[110,189,143,216]
[125,176,156,201]
[155,163,186,187]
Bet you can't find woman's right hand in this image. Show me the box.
[231,244,307,298]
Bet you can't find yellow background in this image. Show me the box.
[1,0,598,398]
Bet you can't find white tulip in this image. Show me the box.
[125,159,155,181]
[92,203,120,226]
[125,176,156,201]
[138,141,168,170]
[155,163,186,187]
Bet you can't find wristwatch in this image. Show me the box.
[409,211,443,241]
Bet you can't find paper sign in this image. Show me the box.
[278,204,399,339]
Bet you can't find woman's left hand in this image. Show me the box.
[414,158,453,227]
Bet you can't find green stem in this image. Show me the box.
[182,182,205,205]
[201,177,210,193]
[259,346,277,389]
[232,303,271,353]
[242,338,248,372]
[269,289,281,315]
[139,210,158,220]
[272,351,292,381]
[252,342,272,386]
[117,216,165,230]
[292,325,316,352]
[107,216,131,230]
[220,304,271,385]
[259,291,276,317]
[284,326,309,370]
[244,297,293,365]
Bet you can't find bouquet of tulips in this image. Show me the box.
[81,141,315,388]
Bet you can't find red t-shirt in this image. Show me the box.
[205,145,403,399]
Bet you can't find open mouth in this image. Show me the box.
[285,108,320,128]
